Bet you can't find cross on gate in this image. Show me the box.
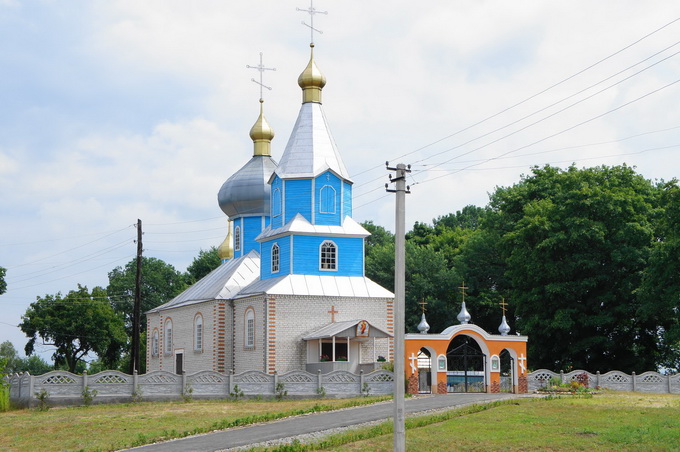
[408,352,418,375]
[458,281,468,304]
[328,305,338,323]
[518,353,527,374]
[499,297,508,316]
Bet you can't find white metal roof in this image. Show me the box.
[274,102,352,181]
[255,214,370,241]
[236,274,393,299]
[302,320,393,340]
[146,250,261,313]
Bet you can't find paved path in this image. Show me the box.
[126,393,533,452]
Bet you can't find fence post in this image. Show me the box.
[560,370,564,384]
[596,371,600,388]
[182,371,187,397]
[27,373,34,404]
[83,370,88,392]
[273,371,278,395]
[228,369,234,395]
[632,372,636,392]
[132,370,138,396]
[360,370,365,395]
[668,374,672,394]
[317,369,322,392]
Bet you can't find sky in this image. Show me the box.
[1,0,679,363]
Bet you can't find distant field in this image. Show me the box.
[279,392,680,451]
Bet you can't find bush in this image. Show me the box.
[82,386,98,406]
[35,389,49,411]
[0,384,9,412]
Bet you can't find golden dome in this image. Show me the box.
[249,99,275,156]
[217,221,234,261]
[297,44,326,103]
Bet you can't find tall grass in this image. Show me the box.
[0,384,9,412]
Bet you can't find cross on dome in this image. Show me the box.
[246,52,276,101]
[499,297,508,316]
[297,0,327,45]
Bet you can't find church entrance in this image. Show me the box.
[446,335,485,393]
[500,349,513,393]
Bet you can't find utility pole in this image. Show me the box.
[386,162,411,452]
[131,219,143,374]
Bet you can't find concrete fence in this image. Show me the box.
[527,369,680,393]
[6,368,394,408]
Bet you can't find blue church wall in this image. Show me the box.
[260,236,292,279]
[270,176,283,229]
[315,171,342,226]
[292,235,364,277]
[242,216,266,256]
[284,179,312,224]
[342,181,352,218]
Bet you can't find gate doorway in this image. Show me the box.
[417,348,432,393]
[500,349,513,393]
[446,335,485,393]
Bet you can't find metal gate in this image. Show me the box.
[446,339,485,393]
[500,349,513,393]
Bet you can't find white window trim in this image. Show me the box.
[245,308,255,349]
[272,187,282,218]
[152,329,159,357]
[164,319,173,355]
[319,240,338,271]
[194,314,203,352]
[271,243,280,273]
[234,225,241,251]
[319,185,337,214]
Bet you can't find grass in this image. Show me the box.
[254,392,680,451]
[0,395,391,451]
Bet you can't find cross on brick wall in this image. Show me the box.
[328,305,339,323]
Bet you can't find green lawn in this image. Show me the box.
[0,396,389,451]
[281,392,680,451]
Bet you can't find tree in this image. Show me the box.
[637,180,680,372]
[19,285,127,373]
[489,165,660,372]
[185,247,221,284]
[107,257,187,335]
[0,266,6,295]
[0,341,53,375]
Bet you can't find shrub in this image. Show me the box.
[35,389,49,411]
[230,384,244,401]
[82,386,98,406]
[275,382,288,401]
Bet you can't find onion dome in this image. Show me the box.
[218,101,278,218]
[417,313,430,334]
[498,315,511,336]
[457,301,472,325]
[217,221,234,261]
[298,44,326,103]
[249,99,275,156]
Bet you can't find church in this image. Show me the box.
[146,43,394,376]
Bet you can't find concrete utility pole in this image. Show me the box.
[131,219,143,374]
[386,162,411,452]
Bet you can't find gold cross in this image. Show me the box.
[458,281,468,304]
[418,299,427,314]
[328,305,338,323]
[499,297,508,316]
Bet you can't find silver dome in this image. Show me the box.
[218,155,277,218]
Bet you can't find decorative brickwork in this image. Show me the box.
[437,381,447,394]
[518,375,528,393]
[407,372,419,394]
[490,380,500,393]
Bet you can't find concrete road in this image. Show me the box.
[126,393,532,452]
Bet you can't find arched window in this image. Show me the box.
[194,314,203,352]
[234,226,241,251]
[245,308,255,349]
[272,188,282,217]
[152,329,159,357]
[271,243,280,273]
[319,185,336,214]
[320,240,337,270]
[164,319,173,355]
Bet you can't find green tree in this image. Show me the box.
[0,341,53,375]
[489,165,660,372]
[0,266,6,295]
[0,341,21,374]
[185,247,221,284]
[19,285,127,373]
[637,180,680,372]
[362,220,394,255]
[107,257,187,335]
